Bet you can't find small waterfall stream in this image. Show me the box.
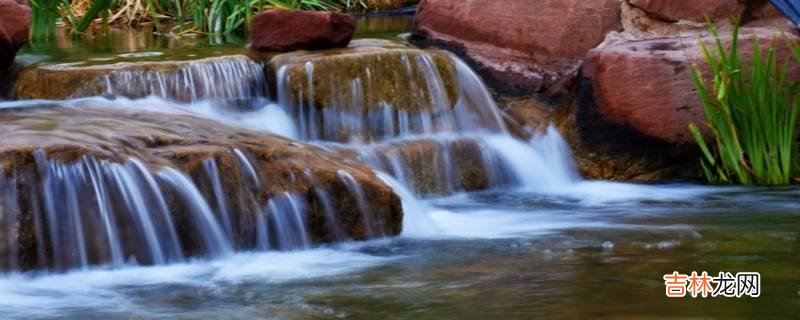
[0,44,580,273]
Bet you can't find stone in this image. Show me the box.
[14,54,267,101]
[0,104,402,270]
[268,39,458,142]
[0,0,30,69]
[269,39,456,113]
[628,0,746,22]
[581,27,800,145]
[412,0,621,96]
[335,137,495,195]
[250,9,355,52]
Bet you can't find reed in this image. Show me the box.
[689,23,800,185]
[30,0,64,39]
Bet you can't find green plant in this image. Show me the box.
[689,23,800,185]
[30,0,371,37]
[30,0,65,39]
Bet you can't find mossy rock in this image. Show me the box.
[269,39,458,114]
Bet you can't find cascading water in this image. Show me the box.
[0,42,580,273]
[64,56,268,103]
[273,49,579,196]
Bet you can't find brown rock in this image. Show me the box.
[0,104,402,270]
[14,55,267,101]
[250,9,355,52]
[0,0,30,69]
[582,27,800,145]
[412,0,621,96]
[268,39,458,142]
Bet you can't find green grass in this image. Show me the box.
[689,23,800,185]
[29,0,371,37]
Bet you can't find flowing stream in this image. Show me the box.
[0,24,798,319]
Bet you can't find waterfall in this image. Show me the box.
[73,56,267,103]
[274,50,579,196]
[0,42,583,273]
[0,148,383,272]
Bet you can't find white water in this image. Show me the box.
[0,248,393,318]
[0,42,752,318]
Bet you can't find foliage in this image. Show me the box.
[30,0,371,37]
[689,23,800,185]
[30,0,64,39]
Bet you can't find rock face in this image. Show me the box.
[250,9,355,52]
[0,0,30,69]
[582,28,800,144]
[412,0,621,95]
[0,104,402,270]
[628,0,746,22]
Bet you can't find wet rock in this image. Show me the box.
[335,137,506,195]
[0,0,30,69]
[582,27,800,144]
[250,9,355,52]
[411,0,621,96]
[14,55,267,101]
[0,104,402,270]
[269,39,458,141]
[628,0,745,22]
[270,39,456,112]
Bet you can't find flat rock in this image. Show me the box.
[0,103,402,270]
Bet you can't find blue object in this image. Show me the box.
[770,0,800,26]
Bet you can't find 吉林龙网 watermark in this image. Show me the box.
[663,271,760,298]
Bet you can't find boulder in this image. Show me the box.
[581,27,800,145]
[412,0,621,95]
[250,9,355,52]
[0,0,30,69]
[0,103,402,270]
[628,0,746,22]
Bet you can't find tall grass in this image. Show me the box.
[29,0,371,37]
[689,23,800,185]
[30,0,64,39]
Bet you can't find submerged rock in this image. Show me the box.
[250,9,355,52]
[14,55,267,101]
[0,104,402,271]
[412,0,621,95]
[0,0,30,69]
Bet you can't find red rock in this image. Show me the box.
[628,0,745,22]
[582,28,800,144]
[413,0,621,95]
[0,0,30,69]
[249,9,355,52]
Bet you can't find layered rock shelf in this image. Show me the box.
[0,103,403,271]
